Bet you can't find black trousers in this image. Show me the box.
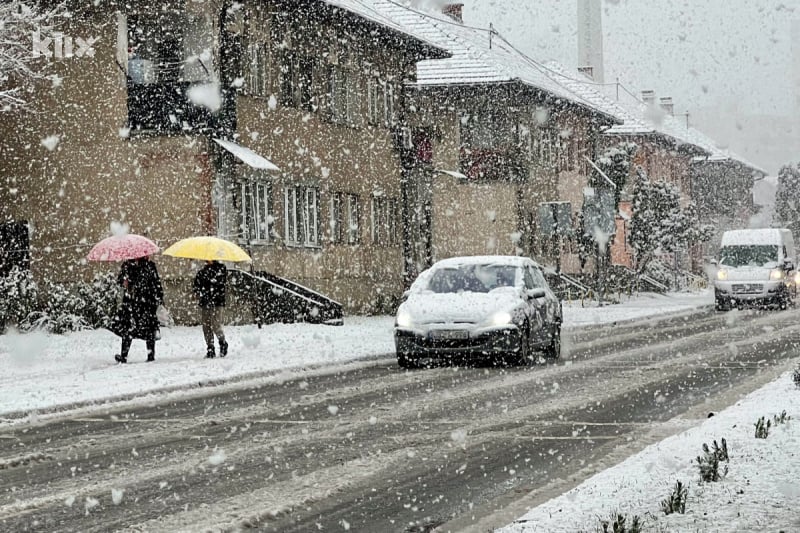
[121,336,156,360]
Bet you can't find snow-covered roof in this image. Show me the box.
[368,1,619,122]
[320,0,449,58]
[684,127,768,176]
[541,63,767,176]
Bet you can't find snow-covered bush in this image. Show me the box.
[25,281,90,334]
[10,273,119,334]
[0,267,38,331]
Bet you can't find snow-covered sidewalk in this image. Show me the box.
[498,370,800,532]
[0,290,712,419]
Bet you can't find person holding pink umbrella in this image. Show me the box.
[111,256,164,363]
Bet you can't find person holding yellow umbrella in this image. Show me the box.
[193,260,228,358]
[162,236,252,359]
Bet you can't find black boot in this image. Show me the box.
[219,340,228,358]
[115,354,127,364]
[206,347,216,359]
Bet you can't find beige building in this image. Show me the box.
[379,3,618,279]
[0,0,447,318]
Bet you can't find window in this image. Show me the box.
[0,221,30,277]
[329,66,359,125]
[244,42,269,96]
[280,51,313,110]
[124,10,214,132]
[238,180,273,244]
[372,195,399,246]
[368,78,396,127]
[285,186,320,247]
[331,192,360,244]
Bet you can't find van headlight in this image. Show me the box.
[717,269,728,281]
[396,309,414,328]
[770,269,784,281]
[487,311,513,327]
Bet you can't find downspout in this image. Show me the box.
[209,0,239,237]
[399,57,416,288]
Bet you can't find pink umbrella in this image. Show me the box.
[87,234,160,262]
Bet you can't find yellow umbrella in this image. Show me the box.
[162,236,252,263]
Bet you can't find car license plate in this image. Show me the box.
[732,284,761,294]
[430,330,469,340]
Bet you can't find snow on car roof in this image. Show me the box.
[432,255,538,268]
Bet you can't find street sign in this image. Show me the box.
[583,187,615,238]
[538,202,573,237]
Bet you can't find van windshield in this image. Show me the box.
[719,245,779,268]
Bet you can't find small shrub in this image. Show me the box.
[793,366,800,389]
[661,480,688,515]
[697,438,729,482]
[0,267,39,331]
[773,410,791,425]
[599,512,643,533]
[754,416,771,439]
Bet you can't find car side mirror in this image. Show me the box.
[784,259,794,271]
[527,288,546,299]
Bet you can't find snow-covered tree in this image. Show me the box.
[592,141,637,205]
[774,162,800,236]
[630,174,710,272]
[0,1,65,111]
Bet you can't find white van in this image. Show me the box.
[714,228,797,310]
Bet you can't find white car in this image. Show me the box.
[394,256,562,368]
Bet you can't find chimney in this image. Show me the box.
[442,3,464,23]
[659,96,674,116]
[577,66,594,80]
[641,90,656,105]
[577,0,604,83]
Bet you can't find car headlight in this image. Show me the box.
[396,309,413,328]
[487,311,512,327]
[794,272,800,284]
[770,269,784,281]
[716,269,728,280]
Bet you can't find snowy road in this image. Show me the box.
[0,308,797,532]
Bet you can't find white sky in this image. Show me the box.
[463,0,800,171]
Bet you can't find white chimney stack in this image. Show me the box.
[577,0,604,84]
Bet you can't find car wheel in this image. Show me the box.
[397,353,419,369]
[545,323,561,360]
[507,324,531,366]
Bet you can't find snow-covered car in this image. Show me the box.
[394,255,562,368]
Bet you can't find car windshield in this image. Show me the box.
[425,264,517,293]
[719,245,779,268]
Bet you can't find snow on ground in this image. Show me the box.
[498,370,800,533]
[0,290,712,418]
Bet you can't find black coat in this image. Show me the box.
[110,258,164,340]
[193,261,227,308]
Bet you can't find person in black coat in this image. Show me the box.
[113,256,164,363]
[193,260,228,358]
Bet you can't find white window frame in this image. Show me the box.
[371,194,399,246]
[285,185,320,247]
[240,180,274,244]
